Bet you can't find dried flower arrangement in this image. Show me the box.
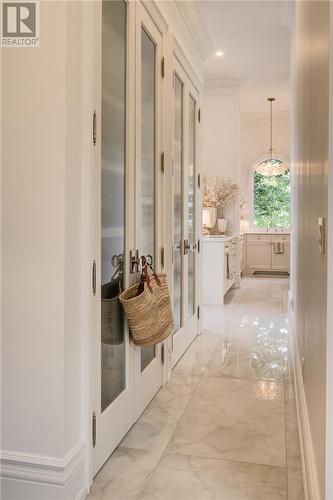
[203,177,240,208]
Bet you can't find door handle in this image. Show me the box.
[184,239,190,255]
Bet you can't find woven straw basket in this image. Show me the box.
[119,273,173,347]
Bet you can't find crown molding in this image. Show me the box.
[175,0,214,60]
[173,36,203,92]
[142,0,169,35]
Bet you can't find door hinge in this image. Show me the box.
[197,173,201,189]
[161,151,165,173]
[92,111,97,146]
[161,57,165,78]
[92,260,96,296]
[161,343,165,365]
[197,305,200,320]
[197,239,200,253]
[198,108,201,123]
[92,411,96,448]
[161,246,165,267]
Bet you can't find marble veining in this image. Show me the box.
[88,277,304,500]
[166,375,286,467]
[141,454,287,500]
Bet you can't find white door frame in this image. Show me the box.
[91,0,136,476]
[133,1,165,419]
[171,56,201,367]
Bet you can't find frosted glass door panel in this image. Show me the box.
[140,28,156,371]
[101,0,126,412]
[188,96,196,318]
[173,75,183,332]
[141,29,155,260]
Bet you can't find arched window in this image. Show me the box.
[253,169,291,229]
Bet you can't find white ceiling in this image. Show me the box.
[197,0,293,112]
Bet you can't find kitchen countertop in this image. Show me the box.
[202,232,291,243]
[202,235,237,242]
[245,231,291,235]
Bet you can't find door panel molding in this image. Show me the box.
[134,1,164,420]
[92,0,134,475]
[172,56,201,367]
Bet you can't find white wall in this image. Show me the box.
[2,0,67,457]
[240,111,290,228]
[326,10,333,500]
[290,1,330,498]
[1,2,87,498]
[202,82,241,235]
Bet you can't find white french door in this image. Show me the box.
[92,0,164,475]
[134,2,164,419]
[172,58,200,366]
[92,0,135,475]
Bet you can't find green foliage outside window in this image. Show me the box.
[253,170,291,228]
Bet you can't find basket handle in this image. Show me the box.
[139,256,161,292]
[143,255,161,287]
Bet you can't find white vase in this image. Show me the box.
[203,208,217,230]
[217,218,227,233]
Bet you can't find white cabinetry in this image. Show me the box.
[240,235,245,275]
[224,239,237,294]
[246,235,272,271]
[202,237,238,305]
[271,236,290,271]
[246,234,290,274]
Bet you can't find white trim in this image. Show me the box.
[289,309,322,500]
[1,441,86,485]
[142,0,169,35]
[1,441,87,500]
[173,36,203,93]
[175,0,214,60]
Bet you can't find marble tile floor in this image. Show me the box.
[88,277,304,500]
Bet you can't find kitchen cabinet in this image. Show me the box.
[245,233,290,274]
[271,236,290,271]
[240,235,245,275]
[202,236,238,305]
[224,239,237,294]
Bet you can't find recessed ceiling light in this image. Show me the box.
[215,51,224,57]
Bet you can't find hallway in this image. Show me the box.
[89,278,303,500]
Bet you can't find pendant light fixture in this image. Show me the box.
[255,97,289,177]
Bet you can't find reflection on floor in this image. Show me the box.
[89,277,304,500]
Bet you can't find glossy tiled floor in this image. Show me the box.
[89,277,304,500]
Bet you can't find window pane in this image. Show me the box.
[173,75,183,332]
[253,170,291,228]
[188,96,196,318]
[140,28,156,371]
[101,0,126,412]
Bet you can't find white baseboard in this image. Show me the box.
[1,440,88,500]
[289,310,321,500]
